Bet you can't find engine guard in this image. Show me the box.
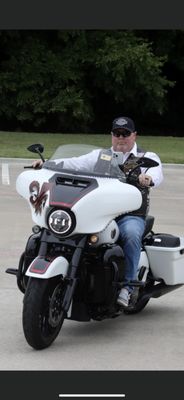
[26,255,69,279]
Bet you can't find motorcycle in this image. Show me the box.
[6,143,184,350]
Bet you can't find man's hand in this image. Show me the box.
[32,159,43,169]
[138,173,153,187]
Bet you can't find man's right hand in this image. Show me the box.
[32,160,43,169]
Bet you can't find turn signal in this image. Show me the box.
[32,225,41,234]
[89,234,99,244]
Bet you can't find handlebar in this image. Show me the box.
[24,165,42,169]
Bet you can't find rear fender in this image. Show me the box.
[26,256,69,279]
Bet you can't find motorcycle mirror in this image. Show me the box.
[122,157,159,181]
[135,157,159,169]
[27,143,45,162]
[27,143,44,154]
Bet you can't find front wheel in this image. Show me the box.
[23,276,66,349]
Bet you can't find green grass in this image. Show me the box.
[0,131,184,163]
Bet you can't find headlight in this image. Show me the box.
[47,209,75,235]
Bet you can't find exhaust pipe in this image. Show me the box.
[142,282,183,301]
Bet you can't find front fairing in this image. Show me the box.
[16,144,142,233]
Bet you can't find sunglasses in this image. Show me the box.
[111,130,132,138]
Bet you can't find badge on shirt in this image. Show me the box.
[100,154,112,161]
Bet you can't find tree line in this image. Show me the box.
[0,30,183,135]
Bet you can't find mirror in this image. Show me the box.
[27,143,45,162]
[120,156,159,184]
[135,157,159,169]
[27,143,44,154]
[119,156,159,172]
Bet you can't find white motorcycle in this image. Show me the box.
[6,143,184,350]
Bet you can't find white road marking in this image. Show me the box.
[2,163,10,185]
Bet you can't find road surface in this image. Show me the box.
[0,160,184,370]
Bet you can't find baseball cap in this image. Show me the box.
[112,117,135,132]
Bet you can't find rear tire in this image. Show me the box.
[23,277,66,349]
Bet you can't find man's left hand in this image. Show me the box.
[138,173,153,187]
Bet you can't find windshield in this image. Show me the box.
[41,143,158,182]
[43,144,101,175]
[49,144,100,159]
[43,143,127,180]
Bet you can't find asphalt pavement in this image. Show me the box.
[0,160,184,370]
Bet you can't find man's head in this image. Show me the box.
[111,116,137,153]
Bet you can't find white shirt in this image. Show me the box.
[111,143,163,187]
[62,143,163,188]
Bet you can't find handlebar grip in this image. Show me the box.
[24,166,42,169]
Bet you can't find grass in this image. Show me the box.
[0,131,184,163]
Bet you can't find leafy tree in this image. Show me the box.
[134,30,184,133]
[0,31,93,131]
[86,31,173,115]
[0,30,175,132]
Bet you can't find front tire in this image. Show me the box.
[23,277,66,349]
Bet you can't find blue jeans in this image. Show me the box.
[117,215,146,293]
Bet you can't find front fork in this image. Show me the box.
[60,236,87,313]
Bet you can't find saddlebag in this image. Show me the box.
[145,234,184,285]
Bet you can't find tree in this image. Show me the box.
[0,30,174,132]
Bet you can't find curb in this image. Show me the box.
[0,158,35,163]
[162,163,184,169]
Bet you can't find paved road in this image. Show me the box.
[0,160,184,370]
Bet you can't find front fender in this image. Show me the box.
[26,256,69,279]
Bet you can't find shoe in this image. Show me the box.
[117,288,130,308]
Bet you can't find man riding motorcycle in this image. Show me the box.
[33,116,163,308]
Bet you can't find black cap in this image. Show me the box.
[112,117,135,132]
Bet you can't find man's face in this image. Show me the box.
[111,128,137,153]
